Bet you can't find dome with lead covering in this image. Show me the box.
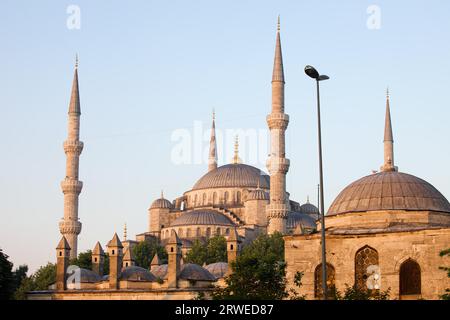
[247,189,269,201]
[205,262,228,279]
[286,211,317,231]
[328,171,450,216]
[192,164,270,191]
[150,197,173,209]
[171,210,234,227]
[179,263,216,281]
[120,266,157,282]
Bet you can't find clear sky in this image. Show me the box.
[1,0,450,273]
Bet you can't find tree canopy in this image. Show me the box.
[132,239,167,268]
[185,236,227,266]
[212,232,287,300]
[13,263,56,300]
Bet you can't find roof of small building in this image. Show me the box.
[191,163,270,191]
[151,264,168,279]
[120,266,157,282]
[66,268,101,284]
[327,171,450,216]
[171,210,234,227]
[92,241,104,255]
[179,263,216,281]
[107,233,123,248]
[204,262,228,279]
[56,236,70,250]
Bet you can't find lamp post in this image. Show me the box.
[305,65,329,300]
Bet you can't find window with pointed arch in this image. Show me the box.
[355,245,379,291]
[399,258,421,297]
[224,191,229,204]
[202,193,207,206]
[206,227,211,238]
[314,263,336,299]
[236,191,241,204]
[196,227,201,237]
[212,192,217,206]
[186,228,191,238]
[216,227,221,236]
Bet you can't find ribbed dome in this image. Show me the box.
[328,171,450,216]
[192,164,270,191]
[171,210,234,227]
[205,262,228,279]
[179,263,216,281]
[286,211,317,230]
[120,266,157,282]
[299,202,319,215]
[247,189,269,201]
[150,197,173,209]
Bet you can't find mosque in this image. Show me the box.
[27,19,450,300]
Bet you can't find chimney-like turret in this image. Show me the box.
[107,233,123,289]
[56,236,71,291]
[91,241,105,276]
[166,230,182,288]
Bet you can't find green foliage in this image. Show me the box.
[69,250,92,270]
[132,239,167,268]
[331,285,391,300]
[185,236,227,265]
[14,263,56,300]
[0,248,14,300]
[288,271,306,300]
[440,248,450,300]
[212,232,287,300]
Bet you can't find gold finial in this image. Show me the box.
[123,223,127,241]
[277,15,280,32]
[75,54,79,69]
[232,135,241,164]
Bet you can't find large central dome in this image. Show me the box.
[191,164,270,191]
[328,171,450,216]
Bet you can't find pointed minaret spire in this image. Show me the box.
[272,15,285,84]
[232,135,241,164]
[208,109,218,172]
[123,223,127,241]
[267,17,290,234]
[381,88,398,172]
[59,58,84,259]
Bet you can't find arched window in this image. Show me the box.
[216,227,221,235]
[196,227,201,237]
[355,245,379,292]
[206,227,211,238]
[194,194,198,206]
[400,259,421,297]
[186,228,191,238]
[314,263,336,299]
[212,192,217,206]
[224,192,229,204]
[178,228,183,237]
[203,193,207,206]
[236,191,241,203]
[225,228,230,235]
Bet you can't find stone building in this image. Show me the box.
[284,91,450,300]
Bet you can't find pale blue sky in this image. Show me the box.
[1,0,450,272]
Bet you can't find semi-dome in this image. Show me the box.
[120,266,157,282]
[247,189,269,201]
[171,209,234,227]
[150,197,173,209]
[328,171,450,216]
[191,164,270,191]
[179,263,216,281]
[205,262,228,279]
[286,211,317,231]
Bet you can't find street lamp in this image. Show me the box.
[305,65,329,300]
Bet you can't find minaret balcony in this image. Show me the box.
[266,203,290,218]
[61,179,83,194]
[64,140,84,155]
[267,113,289,130]
[59,219,82,235]
[266,157,290,174]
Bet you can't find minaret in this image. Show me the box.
[59,56,83,259]
[266,17,290,234]
[380,88,398,172]
[208,110,218,172]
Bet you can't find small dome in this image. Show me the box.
[247,189,269,201]
[286,211,317,231]
[66,268,101,284]
[299,202,319,215]
[151,264,168,279]
[171,210,234,227]
[192,164,270,191]
[120,266,157,282]
[179,263,216,281]
[205,262,228,279]
[328,171,450,216]
[150,197,173,209]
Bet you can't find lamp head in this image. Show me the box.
[304,65,319,79]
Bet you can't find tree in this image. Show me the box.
[0,248,14,300]
[212,232,287,300]
[185,236,227,266]
[14,263,56,300]
[331,284,390,300]
[440,248,450,300]
[133,239,167,268]
[70,250,92,270]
